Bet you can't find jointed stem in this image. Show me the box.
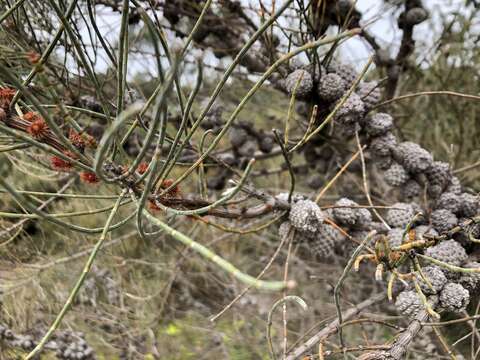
[139,204,293,291]
[25,189,127,359]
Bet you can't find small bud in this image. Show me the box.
[23,111,40,122]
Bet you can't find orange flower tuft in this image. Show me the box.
[161,179,174,187]
[0,87,16,109]
[27,118,48,139]
[80,171,99,184]
[160,179,181,198]
[69,129,85,151]
[23,111,42,122]
[51,156,72,171]
[136,162,149,175]
[27,51,41,65]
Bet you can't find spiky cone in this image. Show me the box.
[439,282,470,313]
[385,202,417,228]
[424,239,467,267]
[284,69,314,99]
[395,290,424,318]
[289,199,325,233]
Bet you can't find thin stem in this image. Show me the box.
[355,131,390,229]
[116,0,130,115]
[273,129,295,203]
[25,189,127,359]
[151,159,256,216]
[210,218,289,322]
[374,90,480,109]
[138,204,294,291]
[267,295,308,360]
[334,231,376,350]
[417,253,480,274]
[0,0,26,24]
[161,29,360,196]
[0,173,134,234]
[315,147,364,203]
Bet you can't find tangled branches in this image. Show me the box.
[0,0,479,359]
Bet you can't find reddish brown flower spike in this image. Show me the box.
[136,162,149,175]
[160,179,180,197]
[51,156,72,171]
[161,179,174,187]
[69,129,85,151]
[0,87,16,109]
[84,133,97,148]
[23,111,41,122]
[80,171,99,184]
[27,118,48,139]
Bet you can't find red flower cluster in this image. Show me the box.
[80,171,99,184]
[0,87,16,109]
[26,117,48,139]
[23,112,49,139]
[51,156,72,171]
[136,162,149,175]
[159,179,181,198]
[23,111,42,122]
[51,151,76,171]
[69,129,85,151]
